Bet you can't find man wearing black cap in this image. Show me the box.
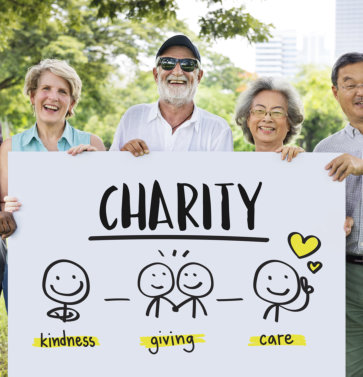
[110,35,233,154]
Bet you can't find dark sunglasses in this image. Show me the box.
[157,57,200,72]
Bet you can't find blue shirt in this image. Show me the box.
[12,122,91,151]
[314,123,363,255]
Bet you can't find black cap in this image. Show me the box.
[156,35,201,63]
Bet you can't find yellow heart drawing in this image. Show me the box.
[307,261,323,274]
[288,232,321,259]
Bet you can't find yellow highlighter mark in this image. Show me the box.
[140,333,205,354]
[33,330,100,348]
[249,334,306,346]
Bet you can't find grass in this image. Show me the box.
[0,296,7,377]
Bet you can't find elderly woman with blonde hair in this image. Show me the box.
[235,76,304,161]
[0,59,106,309]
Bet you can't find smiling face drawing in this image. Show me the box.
[177,262,214,298]
[253,260,300,305]
[138,263,175,298]
[42,260,90,305]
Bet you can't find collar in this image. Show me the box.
[346,123,363,137]
[148,101,200,132]
[21,121,73,148]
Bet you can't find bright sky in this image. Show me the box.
[176,0,335,71]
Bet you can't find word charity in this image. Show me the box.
[99,180,262,232]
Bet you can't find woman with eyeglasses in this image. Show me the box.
[0,59,106,310]
[235,76,353,236]
[235,76,304,161]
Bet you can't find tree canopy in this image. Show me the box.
[1,0,272,51]
[295,66,345,151]
[0,0,259,150]
[0,0,189,136]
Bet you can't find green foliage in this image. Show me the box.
[90,0,178,21]
[0,0,53,51]
[0,297,8,377]
[196,65,256,151]
[0,0,190,137]
[88,0,273,41]
[0,0,273,148]
[295,65,345,151]
[0,0,272,150]
[202,53,245,92]
[232,124,255,152]
[80,70,160,148]
[1,0,272,52]
[199,5,273,42]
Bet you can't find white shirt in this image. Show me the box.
[110,102,233,151]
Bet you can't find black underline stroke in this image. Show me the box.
[89,235,269,242]
[104,298,130,302]
[216,298,244,302]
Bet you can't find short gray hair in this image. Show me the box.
[331,52,363,87]
[235,77,304,145]
[24,59,82,117]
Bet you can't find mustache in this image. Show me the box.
[166,74,188,83]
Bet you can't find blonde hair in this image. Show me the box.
[24,59,82,117]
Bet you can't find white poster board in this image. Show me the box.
[8,152,345,377]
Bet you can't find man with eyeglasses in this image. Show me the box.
[314,52,363,377]
[110,35,233,154]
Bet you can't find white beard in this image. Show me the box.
[157,72,198,107]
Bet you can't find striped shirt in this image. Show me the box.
[314,123,363,255]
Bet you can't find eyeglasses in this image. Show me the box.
[339,83,363,91]
[250,107,287,119]
[156,57,200,72]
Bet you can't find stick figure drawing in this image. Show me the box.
[138,262,175,318]
[253,260,314,322]
[173,262,214,318]
[42,259,90,322]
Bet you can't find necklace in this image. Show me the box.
[170,110,194,130]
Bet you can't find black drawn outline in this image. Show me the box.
[307,261,323,274]
[42,259,90,323]
[137,262,175,318]
[287,232,321,259]
[104,298,130,301]
[173,262,214,319]
[253,260,314,323]
[89,235,269,242]
[216,298,243,302]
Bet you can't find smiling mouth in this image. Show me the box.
[258,126,275,132]
[267,287,290,296]
[151,284,164,289]
[50,281,84,296]
[183,282,203,289]
[168,79,187,85]
[44,104,59,111]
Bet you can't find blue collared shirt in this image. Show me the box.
[314,123,363,255]
[12,122,90,151]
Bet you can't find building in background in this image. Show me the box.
[335,0,363,58]
[255,31,298,78]
[255,30,334,79]
[300,34,332,66]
